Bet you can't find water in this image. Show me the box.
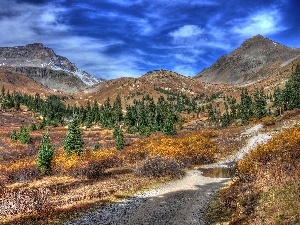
[198,167,234,178]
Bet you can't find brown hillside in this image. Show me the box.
[74,70,236,106]
[0,68,52,96]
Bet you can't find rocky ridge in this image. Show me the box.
[0,43,100,93]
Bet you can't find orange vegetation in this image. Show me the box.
[207,126,300,224]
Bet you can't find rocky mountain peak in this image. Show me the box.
[0,43,101,92]
[195,34,300,85]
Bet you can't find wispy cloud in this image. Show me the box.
[170,25,205,42]
[0,0,296,79]
[231,8,286,37]
[0,0,69,45]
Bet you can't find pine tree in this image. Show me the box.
[282,65,300,110]
[19,125,31,144]
[162,115,177,135]
[37,133,55,175]
[38,117,47,130]
[63,116,84,155]
[273,87,283,116]
[113,123,125,150]
[239,89,253,124]
[113,94,123,123]
[253,88,267,119]
[10,130,18,142]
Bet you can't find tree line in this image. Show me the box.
[207,65,300,127]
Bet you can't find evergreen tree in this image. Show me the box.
[253,88,267,119]
[37,133,55,175]
[113,94,123,123]
[239,89,253,124]
[10,130,18,142]
[162,115,177,135]
[63,116,84,155]
[229,97,237,119]
[221,102,231,127]
[38,118,47,130]
[113,123,125,150]
[19,125,31,144]
[273,87,283,116]
[282,65,300,110]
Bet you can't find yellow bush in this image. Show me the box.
[53,148,123,178]
[142,133,219,165]
[5,158,37,183]
[237,127,300,181]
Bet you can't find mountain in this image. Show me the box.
[195,34,300,85]
[0,43,100,93]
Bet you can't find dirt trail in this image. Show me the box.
[65,124,272,225]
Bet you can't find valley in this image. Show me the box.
[0,35,299,224]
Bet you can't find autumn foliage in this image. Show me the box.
[53,148,123,178]
[207,126,300,224]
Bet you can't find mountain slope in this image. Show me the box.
[77,69,233,106]
[0,67,52,96]
[195,35,300,85]
[0,43,100,93]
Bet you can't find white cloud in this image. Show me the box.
[231,8,286,37]
[170,25,204,39]
[0,0,69,45]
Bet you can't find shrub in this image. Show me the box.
[260,116,276,126]
[147,133,218,164]
[28,122,37,131]
[53,149,122,178]
[124,132,219,165]
[135,155,184,178]
[6,159,38,183]
[237,126,300,182]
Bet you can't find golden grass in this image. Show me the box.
[207,126,300,225]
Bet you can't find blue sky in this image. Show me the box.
[0,0,299,79]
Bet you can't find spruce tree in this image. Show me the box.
[63,116,84,155]
[10,130,18,142]
[113,94,123,123]
[273,87,283,116]
[253,88,267,119]
[37,133,55,175]
[113,123,125,150]
[282,65,300,110]
[19,125,31,144]
[239,89,253,124]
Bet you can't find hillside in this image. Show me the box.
[78,69,235,107]
[0,43,100,93]
[196,34,300,85]
[0,67,52,96]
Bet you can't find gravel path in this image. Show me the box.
[64,124,273,225]
[201,124,273,169]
